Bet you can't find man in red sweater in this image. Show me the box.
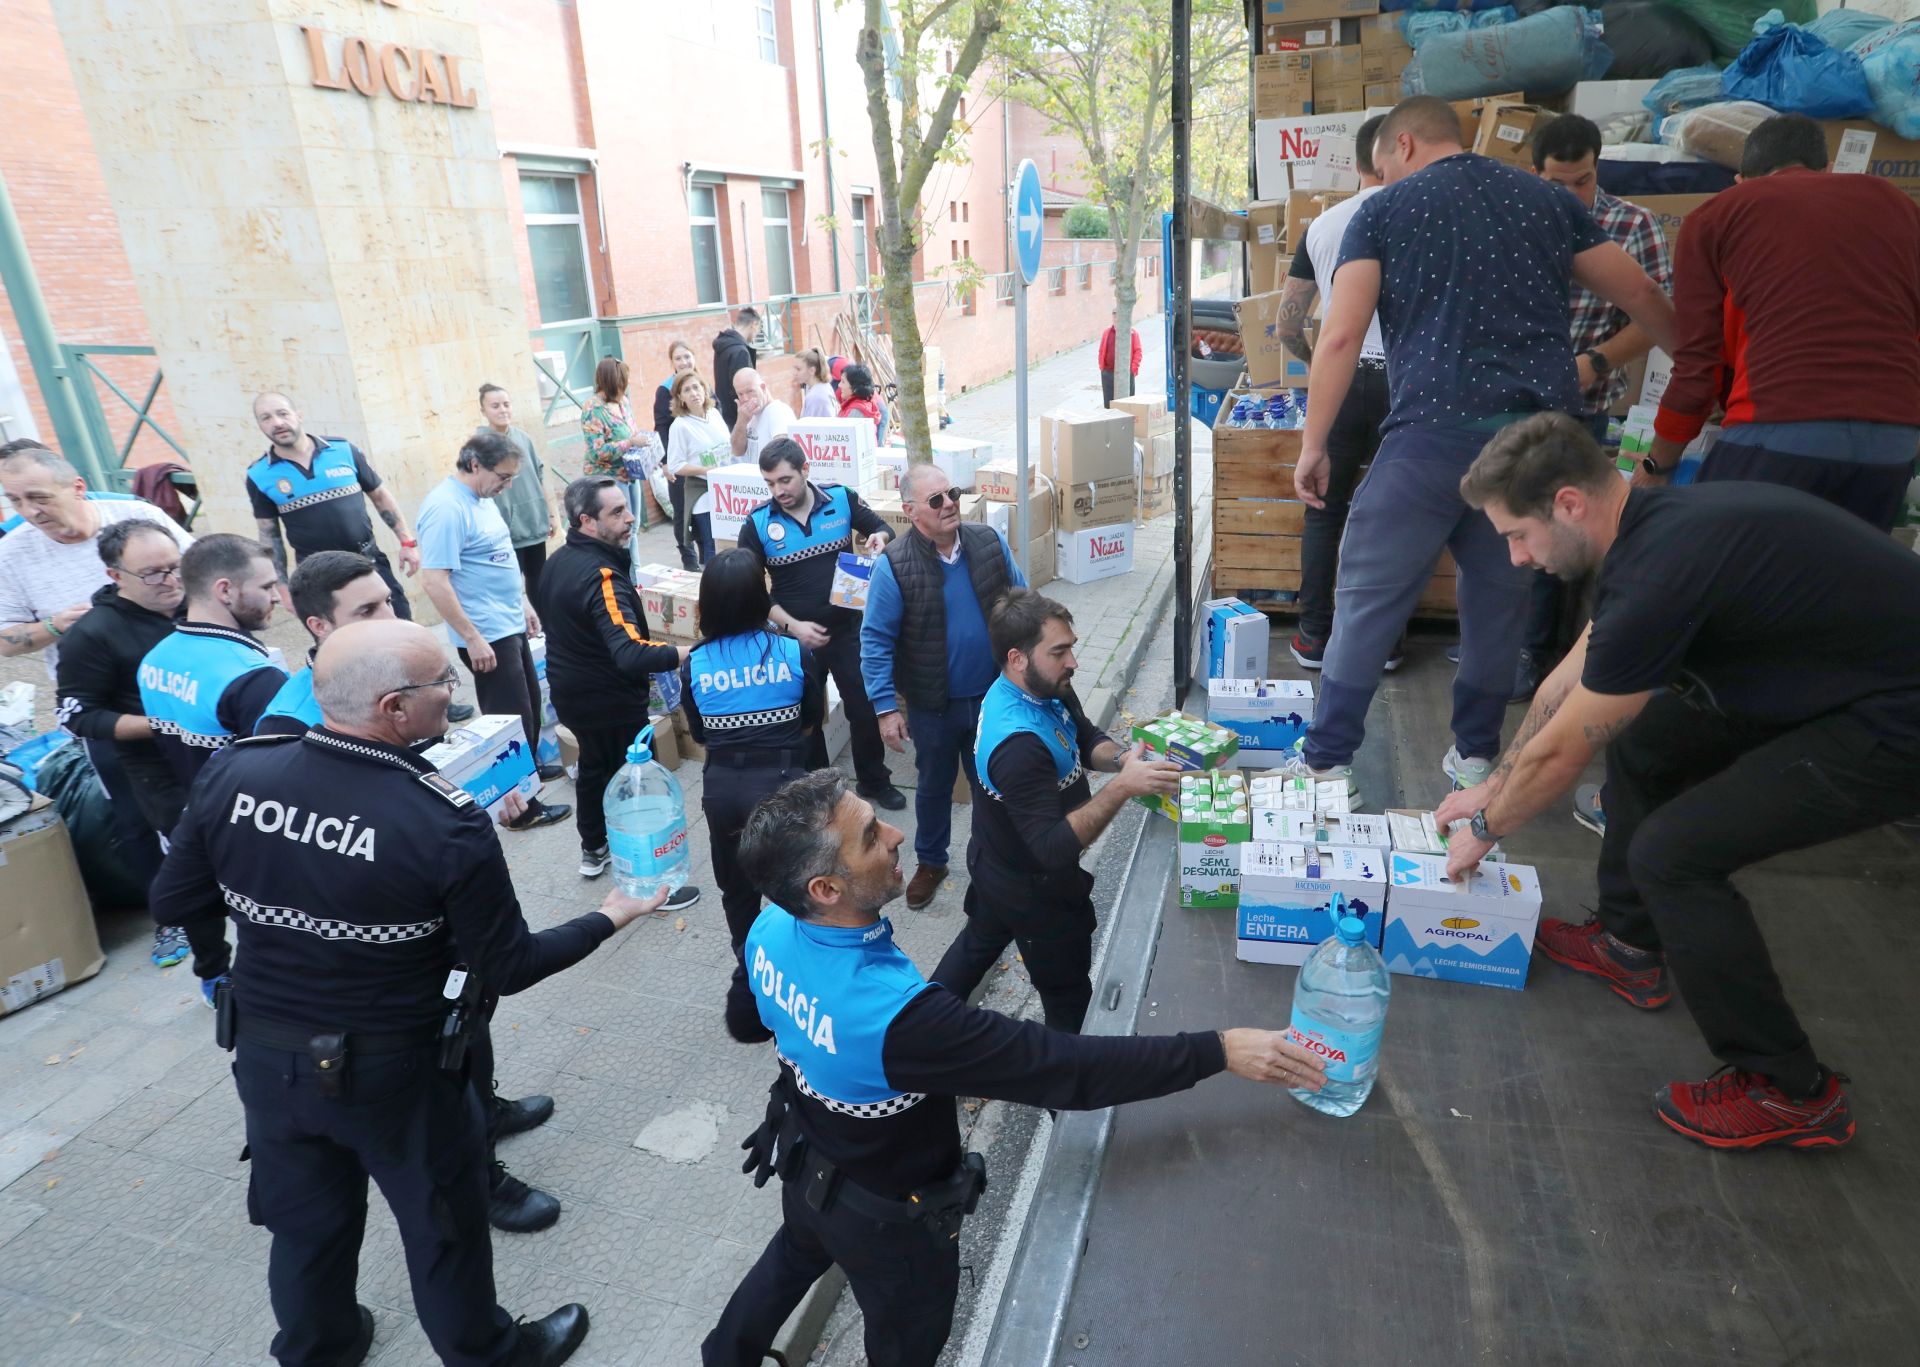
[1645,114,1920,529]
[1098,312,1142,407]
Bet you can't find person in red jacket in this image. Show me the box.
[1098,311,1142,407]
[1644,114,1920,529]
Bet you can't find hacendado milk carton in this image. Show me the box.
[1207,678,1313,765]
[1236,841,1386,966]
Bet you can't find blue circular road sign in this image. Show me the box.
[1013,159,1044,287]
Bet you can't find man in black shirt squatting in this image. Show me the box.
[1436,412,1920,1152]
[701,769,1326,1367]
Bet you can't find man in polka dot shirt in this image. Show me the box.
[1284,96,1675,803]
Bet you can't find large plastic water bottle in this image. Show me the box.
[1287,894,1390,1117]
[603,724,690,898]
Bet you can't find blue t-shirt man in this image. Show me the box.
[415,477,524,645]
[1336,152,1609,435]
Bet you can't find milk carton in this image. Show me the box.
[1208,678,1313,765]
[528,634,557,727]
[1055,523,1133,584]
[1272,809,1390,853]
[1236,841,1387,966]
[1386,808,1501,861]
[420,714,539,825]
[1177,770,1252,909]
[707,463,774,544]
[1203,597,1268,680]
[789,419,878,491]
[1382,852,1542,990]
[1132,712,1240,821]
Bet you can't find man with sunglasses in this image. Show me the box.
[54,518,195,967]
[860,461,1024,911]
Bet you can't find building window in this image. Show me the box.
[962,202,970,223]
[851,196,872,285]
[689,184,725,306]
[762,187,795,297]
[756,0,778,62]
[520,174,594,326]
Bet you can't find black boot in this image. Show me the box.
[337,1305,376,1367]
[509,1303,591,1367]
[489,1162,561,1233]
[490,1092,555,1141]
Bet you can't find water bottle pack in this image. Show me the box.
[1288,892,1391,1118]
[604,723,691,898]
[1223,390,1309,432]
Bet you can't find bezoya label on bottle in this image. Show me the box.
[609,820,688,883]
[1286,1012,1383,1085]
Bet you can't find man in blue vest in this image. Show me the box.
[256,551,397,735]
[701,769,1326,1367]
[932,589,1181,1033]
[735,437,905,811]
[137,534,286,792]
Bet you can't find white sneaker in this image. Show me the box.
[1442,746,1493,791]
[1275,741,1360,808]
[1572,783,1606,837]
[579,845,611,878]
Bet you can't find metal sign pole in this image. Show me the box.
[1014,269,1029,577]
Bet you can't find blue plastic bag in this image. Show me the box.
[1643,63,1728,138]
[1402,7,1611,100]
[1721,24,1873,119]
[1402,6,1514,46]
[1806,10,1890,54]
[1854,20,1920,141]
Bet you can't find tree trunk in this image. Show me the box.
[880,236,931,462]
[1109,206,1144,404]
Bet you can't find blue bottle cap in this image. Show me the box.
[626,722,655,765]
[1337,914,1367,944]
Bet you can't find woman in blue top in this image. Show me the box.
[681,548,829,1037]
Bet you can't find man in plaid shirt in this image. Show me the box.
[1511,114,1673,703]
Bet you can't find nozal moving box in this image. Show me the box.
[1473,102,1558,169]
[1255,52,1315,119]
[976,459,1047,503]
[0,798,105,1016]
[707,462,773,543]
[1056,475,1137,532]
[1056,523,1134,584]
[788,418,877,491]
[1255,111,1366,199]
[1208,677,1314,764]
[1204,597,1269,679]
[1237,842,1387,966]
[1039,409,1134,485]
[1383,852,1542,990]
[1246,198,1288,293]
[421,715,539,824]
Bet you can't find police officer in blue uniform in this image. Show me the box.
[932,589,1182,1032]
[734,437,905,810]
[681,548,827,1039]
[137,534,287,789]
[701,770,1327,1367]
[257,551,397,735]
[151,619,667,1367]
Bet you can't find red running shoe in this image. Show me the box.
[1655,1066,1854,1151]
[1534,916,1671,1010]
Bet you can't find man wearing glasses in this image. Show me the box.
[54,518,196,969]
[859,461,1025,911]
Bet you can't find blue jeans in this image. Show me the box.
[905,695,982,868]
[1304,425,1532,769]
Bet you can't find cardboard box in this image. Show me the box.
[788,419,878,491]
[1234,291,1312,389]
[1255,52,1315,119]
[0,798,105,1015]
[1039,409,1135,485]
[985,490,1055,543]
[1025,528,1056,587]
[639,570,700,640]
[1055,523,1134,584]
[1311,45,1367,112]
[632,562,682,588]
[1245,198,1289,294]
[1383,851,1542,990]
[1633,194,1718,256]
[1263,19,1357,50]
[1358,14,1413,85]
[976,458,1045,503]
[830,553,874,611]
[1272,808,1390,852]
[1056,475,1137,532]
[1822,119,1920,207]
[646,713,680,772]
[1143,430,1176,478]
[1262,0,1378,23]
[1177,770,1252,909]
[1209,677,1314,764]
[1138,472,1175,522]
[1364,81,1398,108]
[1237,841,1387,966]
[1473,102,1557,169]
[1450,92,1522,148]
[864,491,913,541]
[708,462,773,544]
[421,714,540,824]
[1284,187,1354,257]
[1204,596,1269,680]
[1255,111,1367,199]
[1111,393,1173,443]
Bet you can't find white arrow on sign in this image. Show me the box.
[1018,204,1042,239]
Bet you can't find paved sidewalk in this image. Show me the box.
[0,324,1208,1367]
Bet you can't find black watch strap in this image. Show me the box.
[1582,347,1611,376]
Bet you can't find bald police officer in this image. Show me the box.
[150,620,666,1367]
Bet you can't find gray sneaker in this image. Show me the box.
[1274,740,1360,808]
[1442,746,1493,791]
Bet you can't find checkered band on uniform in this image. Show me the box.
[222,884,445,944]
[779,1051,924,1118]
[981,761,1084,802]
[150,718,232,750]
[276,486,360,514]
[761,540,846,568]
[704,703,803,731]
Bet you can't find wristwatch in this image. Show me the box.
[1580,348,1611,377]
[1640,456,1674,477]
[1469,808,1496,843]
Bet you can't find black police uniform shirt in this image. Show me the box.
[734,482,890,630]
[744,901,1226,1198]
[968,676,1108,903]
[149,729,619,1034]
[137,622,287,790]
[245,437,383,559]
[680,630,828,753]
[1583,483,1920,740]
[53,583,187,826]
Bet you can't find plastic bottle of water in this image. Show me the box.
[1287,894,1390,1117]
[603,724,690,898]
[1289,388,1309,427]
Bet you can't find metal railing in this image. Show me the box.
[56,343,202,522]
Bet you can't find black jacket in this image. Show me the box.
[536,529,681,729]
[53,584,187,831]
[712,328,756,427]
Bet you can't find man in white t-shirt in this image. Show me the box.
[0,439,194,676]
[729,368,795,465]
[1273,113,1393,671]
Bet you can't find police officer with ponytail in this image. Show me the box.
[702,770,1328,1367]
[681,547,827,1039]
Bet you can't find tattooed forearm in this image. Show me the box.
[1489,697,1559,789]
[256,518,289,581]
[1582,715,1635,747]
[378,505,401,532]
[1276,279,1316,364]
[0,623,42,656]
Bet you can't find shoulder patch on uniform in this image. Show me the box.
[233,733,299,746]
[419,772,475,807]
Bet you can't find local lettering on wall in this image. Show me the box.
[300,1,479,109]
